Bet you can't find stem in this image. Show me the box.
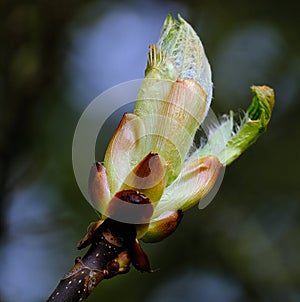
[47,219,136,302]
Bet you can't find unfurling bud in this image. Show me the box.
[86,15,274,246]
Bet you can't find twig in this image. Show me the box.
[47,218,141,302]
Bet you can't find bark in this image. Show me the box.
[47,219,138,302]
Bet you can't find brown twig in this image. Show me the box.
[47,218,142,302]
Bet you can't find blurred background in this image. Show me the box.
[1,0,300,301]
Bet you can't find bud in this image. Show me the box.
[88,162,110,213]
[104,113,146,196]
[85,15,274,243]
[141,210,183,243]
[120,152,166,203]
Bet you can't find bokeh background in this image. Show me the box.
[1,0,300,301]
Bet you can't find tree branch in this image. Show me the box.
[47,218,139,302]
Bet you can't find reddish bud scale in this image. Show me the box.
[106,190,154,224]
